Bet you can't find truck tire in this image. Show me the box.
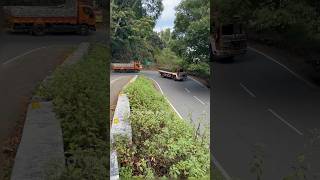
[78,25,89,36]
[32,25,45,36]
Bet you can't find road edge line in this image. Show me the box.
[212,155,232,180]
[248,47,317,89]
[110,76,126,84]
[2,46,48,66]
[149,77,183,119]
[189,76,209,89]
[149,77,230,180]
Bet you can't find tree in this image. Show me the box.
[111,0,163,62]
[158,28,171,47]
[172,0,210,64]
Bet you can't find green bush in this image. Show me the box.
[115,76,210,179]
[187,63,210,79]
[155,48,183,70]
[37,44,109,179]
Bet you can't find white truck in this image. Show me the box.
[158,68,187,81]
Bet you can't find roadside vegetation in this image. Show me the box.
[113,76,209,179]
[37,44,109,179]
[214,0,320,54]
[214,0,320,81]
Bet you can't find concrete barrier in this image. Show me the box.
[110,75,137,180]
[11,102,65,180]
[11,42,90,180]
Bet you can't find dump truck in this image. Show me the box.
[211,14,247,60]
[3,0,96,35]
[111,61,142,72]
[158,68,187,81]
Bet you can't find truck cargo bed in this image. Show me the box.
[3,0,77,17]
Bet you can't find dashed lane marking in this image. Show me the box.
[193,96,206,105]
[240,82,256,98]
[268,108,303,136]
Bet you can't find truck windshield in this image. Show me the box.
[234,23,243,34]
[222,24,234,35]
[222,24,243,35]
[83,7,94,18]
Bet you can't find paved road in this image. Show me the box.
[213,48,320,179]
[111,71,210,134]
[0,29,106,171]
[142,71,210,133]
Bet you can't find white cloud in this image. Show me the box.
[154,0,181,32]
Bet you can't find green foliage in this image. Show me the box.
[170,0,210,79]
[158,28,172,47]
[114,76,210,179]
[186,62,210,79]
[112,0,163,62]
[154,48,182,69]
[250,143,265,180]
[37,44,109,179]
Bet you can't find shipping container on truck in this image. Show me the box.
[3,0,96,35]
[158,68,187,81]
[111,61,142,72]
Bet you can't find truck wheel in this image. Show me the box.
[174,75,178,81]
[32,25,45,36]
[78,25,89,36]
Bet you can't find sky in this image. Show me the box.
[154,0,182,32]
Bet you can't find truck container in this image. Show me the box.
[3,0,96,35]
[158,68,187,81]
[111,61,142,72]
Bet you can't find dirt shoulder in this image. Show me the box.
[249,41,320,86]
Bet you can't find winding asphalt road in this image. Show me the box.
[0,29,106,172]
[111,71,210,136]
[213,48,320,179]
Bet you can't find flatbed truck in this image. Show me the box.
[158,68,187,81]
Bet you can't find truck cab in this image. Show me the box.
[79,5,96,31]
[211,16,247,60]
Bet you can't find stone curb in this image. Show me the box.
[11,42,90,180]
[110,75,138,180]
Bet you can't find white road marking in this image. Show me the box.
[110,76,127,84]
[193,96,206,105]
[122,75,138,90]
[184,88,191,93]
[212,155,232,180]
[248,47,317,88]
[188,76,208,89]
[240,83,256,98]
[150,77,164,95]
[268,108,303,136]
[149,77,183,119]
[2,46,47,66]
